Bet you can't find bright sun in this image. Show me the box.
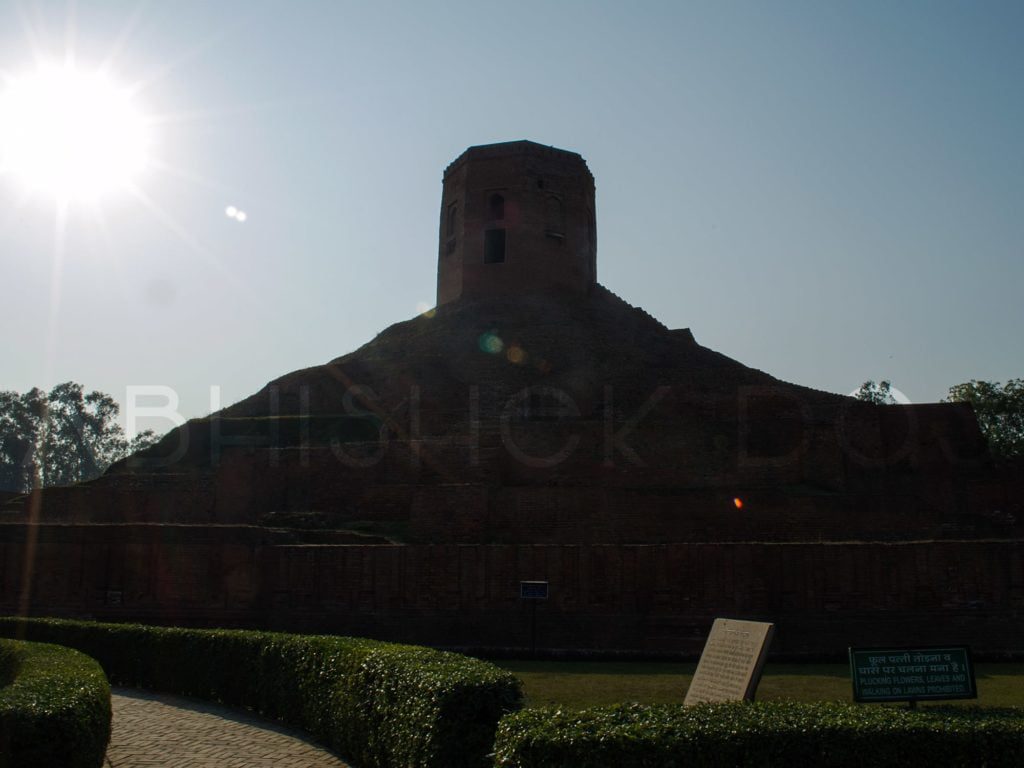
[0,62,151,202]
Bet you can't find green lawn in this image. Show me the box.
[494,660,1024,710]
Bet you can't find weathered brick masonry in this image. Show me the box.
[1,141,1021,655]
[2,523,1021,655]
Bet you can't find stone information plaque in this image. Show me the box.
[683,618,775,706]
[849,646,976,703]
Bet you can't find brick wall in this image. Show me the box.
[2,524,1020,656]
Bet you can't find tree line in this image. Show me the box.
[856,378,1022,458]
[0,382,156,493]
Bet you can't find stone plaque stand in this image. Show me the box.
[684,618,775,706]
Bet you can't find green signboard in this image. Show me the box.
[849,646,977,703]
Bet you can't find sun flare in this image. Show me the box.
[0,62,152,202]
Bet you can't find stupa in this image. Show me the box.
[2,141,1020,655]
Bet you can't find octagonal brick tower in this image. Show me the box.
[436,140,597,305]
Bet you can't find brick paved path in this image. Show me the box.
[106,687,352,767]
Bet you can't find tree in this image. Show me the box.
[854,380,897,405]
[0,382,157,493]
[945,379,1024,459]
[0,388,42,492]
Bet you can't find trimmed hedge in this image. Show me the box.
[494,701,1024,767]
[0,617,521,768]
[0,638,111,768]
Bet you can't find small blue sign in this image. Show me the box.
[520,580,549,599]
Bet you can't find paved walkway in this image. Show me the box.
[106,688,352,767]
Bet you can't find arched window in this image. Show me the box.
[489,193,505,221]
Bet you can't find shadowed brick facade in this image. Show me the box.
[1,141,1021,656]
[437,141,596,304]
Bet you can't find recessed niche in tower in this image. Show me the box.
[545,195,565,241]
[484,228,506,263]
[446,203,457,254]
[447,204,457,237]
[489,193,505,221]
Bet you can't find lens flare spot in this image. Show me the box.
[506,345,526,364]
[478,332,503,355]
[733,497,744,510]
[225,205,238,217]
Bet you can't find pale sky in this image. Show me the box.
[1,1,1022,435]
